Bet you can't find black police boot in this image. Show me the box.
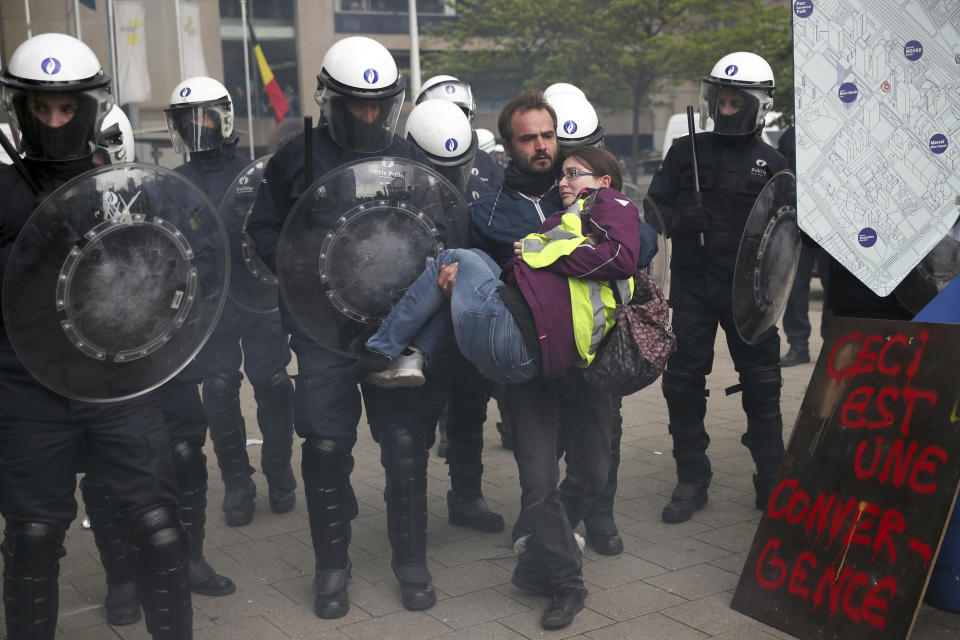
[662,456,712,524]
[447,455,504,533]
[253,371,297,514]
[382,426,436,611]
[541,582,588,630]
[2,521,65,640]
[80,477,142,625]
[203,374,258,526]
[128,506,193,639]
[662,371,711,524]
[302,437,357,619]
[738,366,786,511]
[780,347,810,367]
[171,439,237,597]
[584,418,623,555]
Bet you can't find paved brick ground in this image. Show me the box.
[6,287,960,639]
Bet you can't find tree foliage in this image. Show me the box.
[425,0,794,175]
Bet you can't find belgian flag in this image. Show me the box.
[248,22,290,122]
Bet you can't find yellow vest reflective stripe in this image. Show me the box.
[519,209,634,367]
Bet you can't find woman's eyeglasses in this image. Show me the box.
[561,168,601,180]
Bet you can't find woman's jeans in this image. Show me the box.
[366,249,539,384]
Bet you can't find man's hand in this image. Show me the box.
[438,262,458,298]
[514,240,522,257]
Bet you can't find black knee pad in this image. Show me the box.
[129,505,188,562]
[302,437,354,483]
[662,370,707,423]
[739,365,783,421]
[380,426,426,476]
[203,374,242,410]
[171,438,207,488]
[1,522,66,574]
[255,369,294,397]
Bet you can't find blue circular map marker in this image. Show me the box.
[839,82,858,103]
[930,134,948,154]
[904,40,923,61]
[858,228,878,248]
[794,0,814,18]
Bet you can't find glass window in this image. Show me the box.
[335,0,455,15]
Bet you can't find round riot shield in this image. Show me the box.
[277,157,467,355]
[894,232,960,314]
[622,182,670,292]
[2,163,229,402]
[732,170,801,345]
[219,155,278,313]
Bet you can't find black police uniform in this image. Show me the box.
[246,123,438,617]
[648,131,789,516]
[176,140,296,525]
[0,158,193,639]
[473,148,505,190]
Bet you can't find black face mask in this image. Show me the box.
[14,93,97,160]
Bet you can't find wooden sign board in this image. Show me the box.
[731,318,960,640]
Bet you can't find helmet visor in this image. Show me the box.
[4,87,110,160]
[699,80,762,136]
[318,88,404,153]
[419,80,476,122]
[164,105,225,153]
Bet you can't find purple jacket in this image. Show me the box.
[501,187,643,378]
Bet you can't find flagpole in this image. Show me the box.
[24,0,32,38]
[240,0,255,158]
[73,0,82,40]
[408,0,421,98]
[174,0,186,81]
[105,0,120,104]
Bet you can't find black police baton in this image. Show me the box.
[0,129,41,195]
[686,105,705,248]
[304,115,313,188]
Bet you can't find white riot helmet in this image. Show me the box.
[475,128,495,153]
[404,99,478,194]
[94,104,134,164]
[416,74,477,122]
[164,76,234,153]
[314,36,405,152]
[544,82,586,101]
[547,93,604,148]
[0,33,112,160]
[699,52,774,136]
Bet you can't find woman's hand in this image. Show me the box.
[438,262,459,298]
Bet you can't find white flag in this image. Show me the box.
[180,3,209,79]
[114,1,151,104]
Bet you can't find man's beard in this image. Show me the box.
[514,150,554,177]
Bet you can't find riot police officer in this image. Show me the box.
[403,99,505,532]
[246,36,438,619]
[647,52,789,523]
[416,74,504,189]
[0,33,192,639]
[164,77,296,527]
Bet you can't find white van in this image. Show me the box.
[660,111,781,154]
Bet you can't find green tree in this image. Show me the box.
[425,0,793,179]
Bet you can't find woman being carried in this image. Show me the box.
[345,147,643,631]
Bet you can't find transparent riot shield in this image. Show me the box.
[2,163,229,402]
[623,182,671,293]
[732,171,801,345]
[219,155,278,313]
[276,157,468,355]
[894,231,960,314]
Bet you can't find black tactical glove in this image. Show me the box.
[672,204,710,234]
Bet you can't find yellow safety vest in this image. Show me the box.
[520,208,633,366]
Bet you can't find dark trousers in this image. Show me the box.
[194,305,291,386]
[782,245,832,350]
[0,352,178,524]
[506,369,612,587]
